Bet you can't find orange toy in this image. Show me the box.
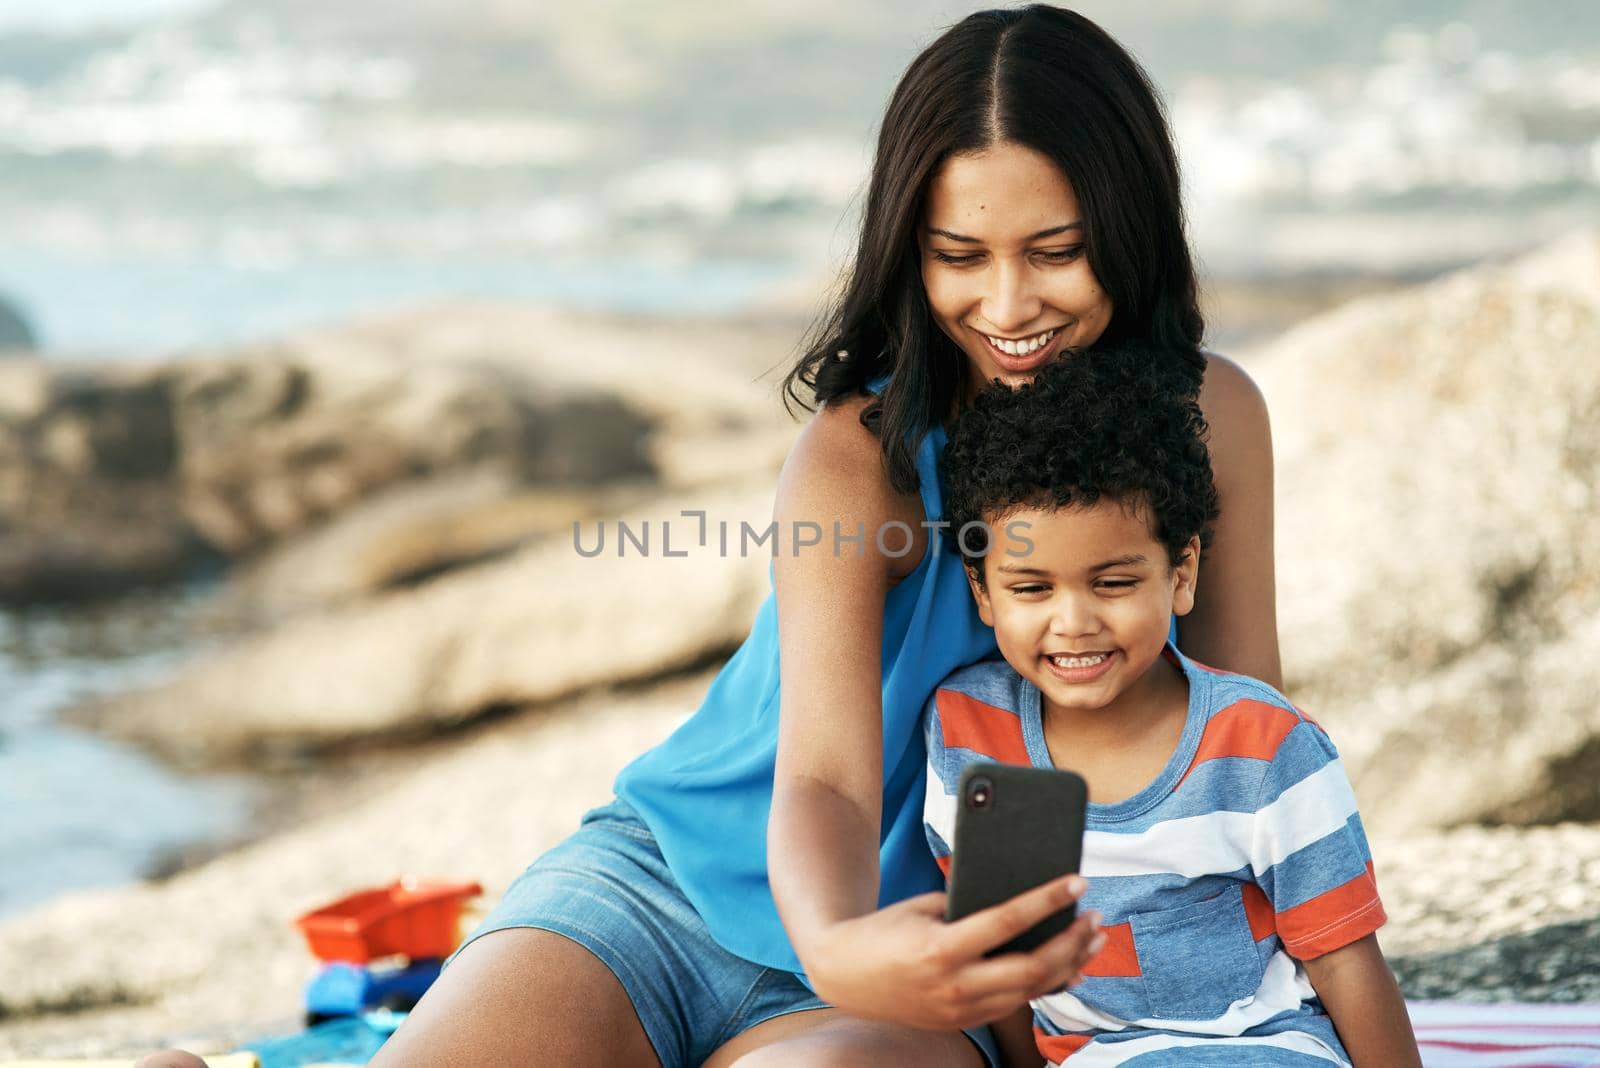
[295,878,482,964]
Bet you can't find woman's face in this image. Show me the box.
[919,141,1114,402]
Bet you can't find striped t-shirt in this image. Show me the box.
[923,644,1386,1066]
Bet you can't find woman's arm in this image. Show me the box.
[1302,935,1422,1068]
[1183,353,1283,689]
[768,398,1100,1029]
[768,397,900,950]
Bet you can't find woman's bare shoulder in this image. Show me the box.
[778,392,895,506]
[1198,351,1270,424]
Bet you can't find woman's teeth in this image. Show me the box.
[985,328,1056,356]
[1050,653,1107,668]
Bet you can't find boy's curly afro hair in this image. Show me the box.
[942,340,1219,579]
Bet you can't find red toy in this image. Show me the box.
[295,878,482,965]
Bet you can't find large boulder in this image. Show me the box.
[173,343,657,556]
[0,304,799,605]
[1257,232,1600,832]
[71,481,778,764]
[0,362,208,601]
[0,327,662,604]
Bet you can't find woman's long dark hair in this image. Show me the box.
[783,5,1205,495]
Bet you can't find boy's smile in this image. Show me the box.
[968,500,1199,725]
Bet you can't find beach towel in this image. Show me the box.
[7,1001,1598,1067]
[1411,1001,1600,1067]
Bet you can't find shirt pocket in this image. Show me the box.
[1128,882,1265,1021]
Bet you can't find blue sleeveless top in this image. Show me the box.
[613,374,999,973]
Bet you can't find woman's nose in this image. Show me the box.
[981,260,1042,333]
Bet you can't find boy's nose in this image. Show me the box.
[1049,593,1101,638]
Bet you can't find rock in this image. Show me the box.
[0,364,210,602]
[171,344,658,557]
[70,481,777,763]
[223,462,647,617]
[0,303,798,606]
[0,292,36,353]
[1253,232,1600,831]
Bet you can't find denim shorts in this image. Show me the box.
[448,796,1000,1068]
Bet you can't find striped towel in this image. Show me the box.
[1412,1001,1600,1068]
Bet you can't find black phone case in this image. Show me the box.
[944,762,1088,956]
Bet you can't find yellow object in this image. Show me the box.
[0,1056,260,1068]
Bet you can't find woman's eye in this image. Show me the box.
[1035,246,1085,263]
[931,250,981,265]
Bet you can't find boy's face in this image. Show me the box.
[968,499,1199,716]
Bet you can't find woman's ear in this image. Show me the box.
[965,564,996,627]
[1171,536,1201,617]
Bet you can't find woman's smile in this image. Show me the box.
[973,322,1071,374]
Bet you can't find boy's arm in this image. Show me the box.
[991,1003,1046,1068]
[1301,934,1421,1068]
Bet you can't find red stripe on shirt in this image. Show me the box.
[1177,699,1302,787]
[935,854,952,880]
[1036,1031,1093,1062]
[1279,861,1386,959]
[1081,921,1140,977]
[1242,881,1277,942]
[935,689,1030,765]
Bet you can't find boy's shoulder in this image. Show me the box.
[935,654,1025,696]
[927,656,1030,721]
[1179,652,1340,773]
[924,656,1033,767]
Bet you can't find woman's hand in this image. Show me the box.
[805,874,1104,1030]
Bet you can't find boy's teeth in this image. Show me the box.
[1050,653,1107,668]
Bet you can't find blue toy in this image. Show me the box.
[303,958,443,1023]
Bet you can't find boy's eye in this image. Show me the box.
[1010,584,1048,595]
[1097,579,1138,590]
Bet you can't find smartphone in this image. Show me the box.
[944,761,1088,956]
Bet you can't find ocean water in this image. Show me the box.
[0,1,1596,356]
[0,591,258,919]
[0,244,804,355]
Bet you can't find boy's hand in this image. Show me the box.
[806,874,1104,1030]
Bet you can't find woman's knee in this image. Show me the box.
[133,1052,211,1068]
[708,1012,983,1068]
[369,927,658,1068]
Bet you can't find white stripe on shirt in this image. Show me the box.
[1071,762,1359,880]
[1035,949,1315,1037]
[1046,1026,1348,1066]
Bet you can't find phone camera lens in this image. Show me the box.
[967,776,994,810]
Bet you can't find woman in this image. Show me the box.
[142,6,1278,1067]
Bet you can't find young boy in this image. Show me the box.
[924,347,1420,1067]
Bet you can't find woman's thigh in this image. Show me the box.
[702,1007,988,1068]
[368,927,658,1068]
[373,796,813,1066]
